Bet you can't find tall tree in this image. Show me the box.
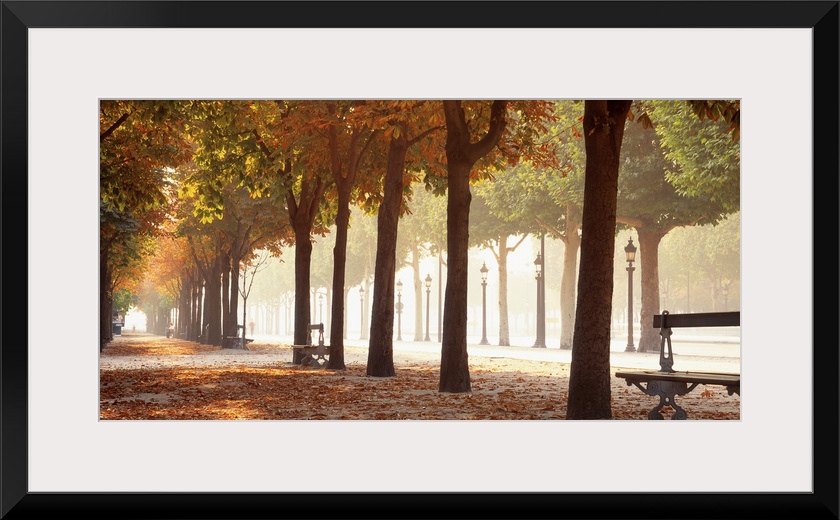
[567,100,633,419]
[439,100,508,393]
[438,100,557,392]
[322,101,378,370]
[366,101,444,376]
[567,99,739,419]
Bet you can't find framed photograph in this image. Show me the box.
[6,1,836,518]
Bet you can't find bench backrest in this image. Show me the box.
[307,323,325,347]
[652,310,739,373]
[653,311,739,329]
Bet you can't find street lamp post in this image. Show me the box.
[424,274,432,341]
[625,237,637,352]
[533,253,546,348]
[395,279,403,341]
[479,262,489,345]
[359,286,365,340]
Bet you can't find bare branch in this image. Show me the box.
[100,112,130,142]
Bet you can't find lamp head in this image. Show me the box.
[624,237,637,263]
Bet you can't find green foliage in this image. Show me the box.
[653,100,740,213]
[112,288,138,317]
[469,185,526,249]
[473,100,586,239]
[100,100,191,214]
[658,212,741,309]
[687,100,740,142]
[399,183,448,255]
[618,102,723,229]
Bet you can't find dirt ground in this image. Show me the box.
[99,333,740,420]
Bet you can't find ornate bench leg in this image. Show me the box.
[631,380,696,420]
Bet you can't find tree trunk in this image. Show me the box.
[179,277,191,338]
[324,289,331,340]
[292,220,313,364]
[343,286,350,339]
[367,135,408,376]
[439,100,507,393]
[241,296,248,348]
[567,100,632,420]
[497,236,511,346]
[192,278,203,342]
[285,171,328,364]
[232,253,244,334]
[204,253,223,346]
[100,248,113,351]
[636,228,666,352]
[440,159,472,392]
[327,187,352,370]
[221,250,231,337]
[560,207,582,350]
[190,281,198,340]
[157,307,169,335]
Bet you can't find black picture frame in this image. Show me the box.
[3,1,837,518]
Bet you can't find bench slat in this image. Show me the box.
[653,311,739,329]
[615,369,739,386]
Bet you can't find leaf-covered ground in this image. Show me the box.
[100,334,740,420]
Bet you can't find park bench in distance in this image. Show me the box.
[224,324,254,350]
[615,310,740,420]
[292,323,331,368]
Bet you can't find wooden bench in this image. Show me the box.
[292,323,331,368]
[223,324,254,349]
[224,336,255,349]
[615,310,740,420]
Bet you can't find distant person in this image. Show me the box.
[249,321,255,336]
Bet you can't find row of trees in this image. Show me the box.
[100,99,739,418]
[239,202,739,343]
